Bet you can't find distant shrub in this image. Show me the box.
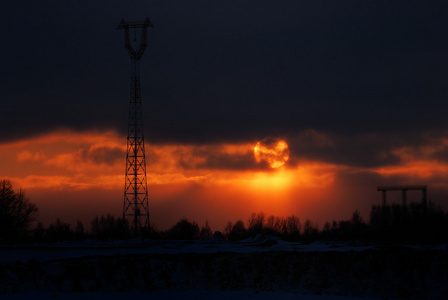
[46,218,72,242]
[302,219,318,242]
[74,220,86,241]
[31,222,45,242]
[90,214,130,240]
[228,220,248,240]
[167,218,200,240]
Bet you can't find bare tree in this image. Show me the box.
[224,221,233,238]
[265,215,283,235]
[200,220,212,239]
[284,215,300,240]
[303,219,318,241]
[0,179,38,242]
[248,212,266,235]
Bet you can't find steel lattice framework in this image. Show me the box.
[117,18,153,234]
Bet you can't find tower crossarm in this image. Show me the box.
[117,18,154,29]
[117,18,154,60]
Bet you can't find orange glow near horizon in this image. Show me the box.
[374,160,448,179]
[374,144,448,179]
[2,129,448,229]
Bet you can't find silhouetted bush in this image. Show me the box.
[90,214,130,240]
[141,223,161,239]
[31,222,45,242]
[368,202,448,243]
[302,219,318,242]
[46,219,73,242]
[74,220,86,241]
[329,210,369,241]
[228,220,248,240]
[321,221,332,240]
[167,218,200,240]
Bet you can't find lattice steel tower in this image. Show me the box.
[117,18,153,234]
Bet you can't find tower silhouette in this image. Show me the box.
[117,18,153,234]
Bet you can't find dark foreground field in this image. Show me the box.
[1,244,447,299]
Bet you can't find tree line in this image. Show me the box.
[1,179,448,243]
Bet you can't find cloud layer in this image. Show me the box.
[2,128,448,230]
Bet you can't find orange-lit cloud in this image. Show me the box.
[2,129,448,230]
[372,141,448,180]
[374,161,448,179]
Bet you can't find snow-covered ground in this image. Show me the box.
[1,236,447,299]
[0,237,375,263]
[1,235,445,263]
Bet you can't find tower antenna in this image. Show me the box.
[117,18,153,235]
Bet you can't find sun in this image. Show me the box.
[254,137,290,168]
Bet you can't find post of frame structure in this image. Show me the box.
[377,185,428,211]
[117,18,154,235]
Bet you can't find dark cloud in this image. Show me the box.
[146,148,161,166]
[81,146,124,165]
[176,146,259,171]
[2,1,448,170]
[197,151,259,171]
[287,131,402,168]
[286,130,448,168]
[431,147,448,163]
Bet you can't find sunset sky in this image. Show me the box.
[2,1,448,230]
